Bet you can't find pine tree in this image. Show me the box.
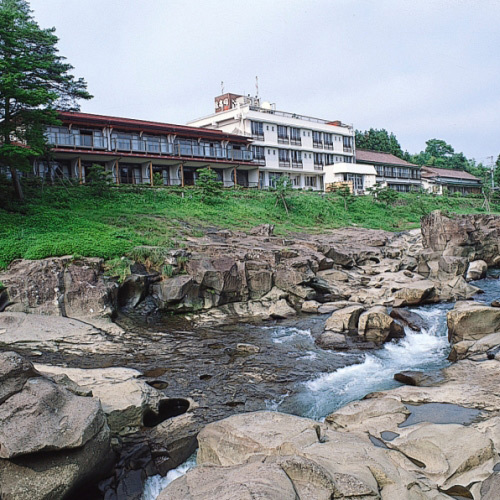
[0,0,91,201]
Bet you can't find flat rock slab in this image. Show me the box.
[399,403,483,428]
[0,312,120,355]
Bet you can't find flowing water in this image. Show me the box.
[143,273,500,499]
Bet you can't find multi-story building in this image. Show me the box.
[33,111,254,186]
[187,93,356,190]
[421,166,482,195]
[355,149,422,192]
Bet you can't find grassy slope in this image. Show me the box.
[0,185,493,270]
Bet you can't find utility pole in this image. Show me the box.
[488,155,495,190]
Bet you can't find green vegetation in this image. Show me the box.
[0,182,497,270]
[195,167,223,204]
[355,128,406,159]
[0,0,91,201]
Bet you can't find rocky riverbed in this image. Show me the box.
[2,210,500,499]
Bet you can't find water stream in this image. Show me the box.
[143,273,500,499]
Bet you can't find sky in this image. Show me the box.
[28,0,500,163]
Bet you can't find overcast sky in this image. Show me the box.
[29,0,500,163]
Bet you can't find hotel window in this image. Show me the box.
[344,173,364,190]
[305,176,317,187]
[313,131,322,147]
[324,133,333,149]
[278,149,290,162]
[292,175,300,186]
[290,127,301,144]
[277,125,288,140]
[313,153,323,165]
[251,121,264,138]
[266,125,269,130]
[252,145,265,160]
[291,150,302,163]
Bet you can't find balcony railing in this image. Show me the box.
[253,157,266,166]
[290,138,302,146]
[314,165,324,171]
[279,160,290,168]
[48,133,253,162]
[251,133,264,141]
[324,143,334,150]
[313,141,323,148]
[343,146,353,153]
[291,161,303,169]
[47,133,108,150]
[277,136,289,144]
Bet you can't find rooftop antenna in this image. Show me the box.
[255,76,259,98]
[221,81,224,94]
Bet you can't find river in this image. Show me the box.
[142,272,500,499]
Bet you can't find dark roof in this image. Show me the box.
[356,149,419,167]
[422,166,481,182]
[57,111,250,143]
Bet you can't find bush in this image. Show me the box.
[195,168,222,203]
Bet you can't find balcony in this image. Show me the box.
[324,143,334,150]
[277,136,289,144]
[279,160,291,168]
[251,133,264,141]
[291,161,303,169]
[313,141,323,149]
[290,138,302,146]
[47,133,108,150]
[343,146,353,153]
[253,157,266,166]
[48,131,253,162]
[314,163,324,171]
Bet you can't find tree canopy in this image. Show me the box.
[0,0,91,200]
[354,128,405,159]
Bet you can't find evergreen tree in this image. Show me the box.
[0,0,91,201]
[355,128,404,158]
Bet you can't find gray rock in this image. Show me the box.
[0,351,39,404]
[0,377,105,458]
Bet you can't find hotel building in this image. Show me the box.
[187,93,356,190]
[33,111,254,186]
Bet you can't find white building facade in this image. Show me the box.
[188,93,356,190]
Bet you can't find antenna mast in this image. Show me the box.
[255,76,259,98]
[221,81,224,94]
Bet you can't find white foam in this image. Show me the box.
[303,307,450,419]
[142,454,197,500]
[271,326,313,344]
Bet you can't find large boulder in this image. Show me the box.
[447,301,500,344]
[36,365,164,435]
[269,299,296,319]
[324,304,365,332]
[0,376,105,458]
[466,259,488,281]
[151,275,201,311]
[393,280,436,306]
[244,261,273,299]
[176,410,446,500]
[387,423,494,488]
[0,352,112,500]
[159,462,298,500]
[357,306,404,343]
[421,211,500,266]
[0,257,117,321]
